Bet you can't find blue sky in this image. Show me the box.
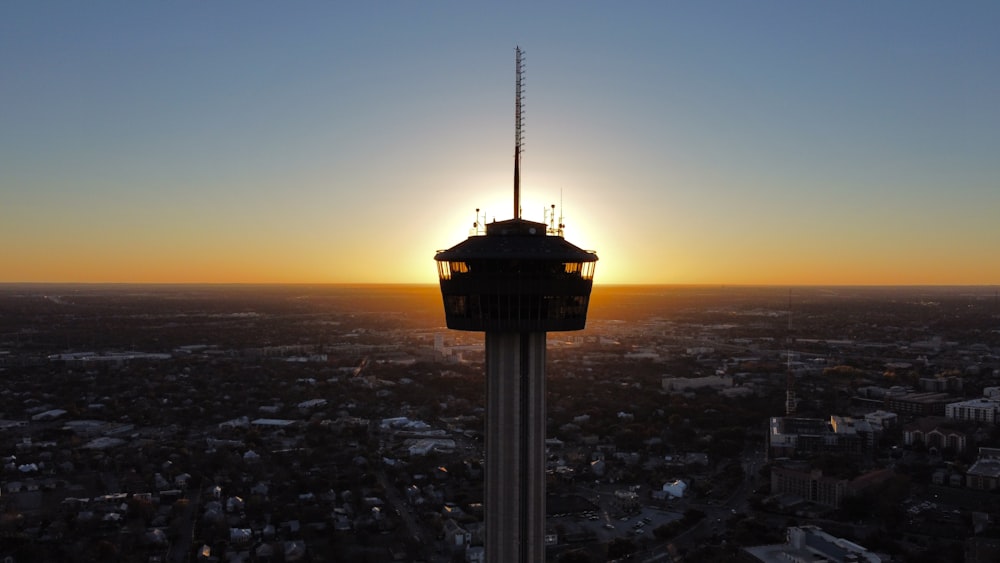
[2,2,998,284]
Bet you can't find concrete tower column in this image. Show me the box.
[485,331,547,563]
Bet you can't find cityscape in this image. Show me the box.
[3,3,999,563]
[1,283,999,562]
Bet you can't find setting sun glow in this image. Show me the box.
[2,3,998,286]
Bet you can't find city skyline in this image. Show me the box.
[3,2,998,286]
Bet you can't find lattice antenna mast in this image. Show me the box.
[514,47,525,219]
[785,288,796,415]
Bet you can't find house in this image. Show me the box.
[466,546,485,563]
[443,518,471,550]
[967,447,1000,490]
[230,528,253,547]
[407,438,455,456]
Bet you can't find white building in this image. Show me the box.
[946,398,999,424]
[660,479,687,499]
[744,525,880,563]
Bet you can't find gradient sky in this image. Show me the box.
[2,2,998,285]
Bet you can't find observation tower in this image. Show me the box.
[434,48,598,563]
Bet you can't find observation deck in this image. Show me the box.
[435,218,597,332]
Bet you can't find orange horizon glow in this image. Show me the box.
[3,196,1000,287]
[4,234,1000,287]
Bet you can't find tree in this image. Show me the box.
[607,537,637,560]
[556,549,594,563]
[839,494,871,521]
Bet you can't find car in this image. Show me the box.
[603,523,615,530]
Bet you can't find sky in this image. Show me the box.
[2,2,998,286]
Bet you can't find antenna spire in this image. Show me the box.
[514,46,525,219]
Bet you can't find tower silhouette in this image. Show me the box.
[434,47,598,562]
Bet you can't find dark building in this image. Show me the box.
[884,391,954,416]
[768,416,874,459]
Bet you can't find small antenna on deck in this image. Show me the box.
[558,188,565,236]
[471,208,483,236]
[514,46,525,219]
[545,190,567,237]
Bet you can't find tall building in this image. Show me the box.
[434,48,597,563]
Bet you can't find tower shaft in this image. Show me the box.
[485,331,547,563]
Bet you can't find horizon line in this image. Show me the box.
[1,281,998,289]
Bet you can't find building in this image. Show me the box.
[903,417,968,453]
[966,447,1000,490]
[443,518,472,552]
[769,417,827,458]
[770,466,849,508]
[945,397,999,424]
[660,480,687,499]
[407,438,456,457]
[768,416,873,459]
[770,464,894,509]
[884,391,954,416]
[919,376,963,393]
[966,536,1000,563]
[433,47,597,563]
[744,525,881,563]
[864,410,898,431]
[829,416,875,452]
[661,375,733,392]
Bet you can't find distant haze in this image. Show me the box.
[2,2,998,285]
